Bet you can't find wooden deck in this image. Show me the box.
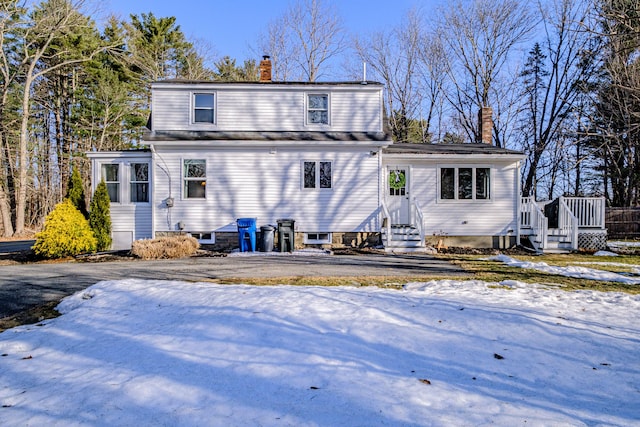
[520,197,606,253]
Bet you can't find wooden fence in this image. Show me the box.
[605,207,640,239]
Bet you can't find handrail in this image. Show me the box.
[381,200,392,248]
[411,196,425,246]
[523,198,548,251]
[559,197,579,250]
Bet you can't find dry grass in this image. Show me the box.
[444,253,640,294]
[0,301,60,333]
[207,274,468,288]
[131,235,200,260]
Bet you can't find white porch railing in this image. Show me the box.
[562,196,606,229]
[521,197,548,250]
[558,197,579,250]
[410,196,425,245]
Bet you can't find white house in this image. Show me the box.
[87,57,606,253]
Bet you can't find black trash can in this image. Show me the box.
[277,219,295,252]
[260,225,275,252]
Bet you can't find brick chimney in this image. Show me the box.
[478,107,493,144]
[259,55,272,82]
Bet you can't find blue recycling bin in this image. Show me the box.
[237,218,257,252]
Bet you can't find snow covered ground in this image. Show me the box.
[1,276,639,426]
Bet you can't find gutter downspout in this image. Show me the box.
[516,159,521,246]
[150,145,157,239]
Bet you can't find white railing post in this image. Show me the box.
[381,201,392,248]
[412,196,425,246]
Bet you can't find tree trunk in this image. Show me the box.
[15,69,35,235]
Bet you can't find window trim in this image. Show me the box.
[129,162,150,204]
[192,92,216,125]
[302,160,333,190]
[305,93,330,126]
[304,232,332,244]
[188,231,215,243]
[101,163,121,204]
[437,165,492,202]
[182,159,207,200]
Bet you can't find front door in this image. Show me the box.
[386,167,410,225]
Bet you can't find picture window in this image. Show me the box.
[440,167,491,200]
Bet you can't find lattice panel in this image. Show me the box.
[578,231,608,251]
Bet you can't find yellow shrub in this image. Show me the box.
[33,199,97,258]
[131,235,200,260]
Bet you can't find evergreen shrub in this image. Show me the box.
[67,167,88,218]
[89,180,112,251]
[33,199,97,258]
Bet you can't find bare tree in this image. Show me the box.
[438,0,536,146]
[354,8,428,142]
[255,0,346,81]
[588,0,640,206]
[7,0,117,235]
[519,0,595,198]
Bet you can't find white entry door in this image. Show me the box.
[386,167,410,225]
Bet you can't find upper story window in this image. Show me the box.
[130,163,149,203]
[183,159,206,199]
[440,167,491,200]
[307,94,329,125]
[193,93,215,124]
[303,161,332,189]
[101,164,119,203]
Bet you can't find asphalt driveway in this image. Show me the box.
[0,251,465,319]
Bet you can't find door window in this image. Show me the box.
[389,169,406,196]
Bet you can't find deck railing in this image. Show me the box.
[562,197,606,229]
[558,197,579,250]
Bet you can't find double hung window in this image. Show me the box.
[130,163,149,203]
[307,94,329,125]
[193,93,215,124]
[101,164,120,203]
[184,159,206,199]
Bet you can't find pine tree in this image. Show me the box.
[66,167,88,218]
[89,181,112,251]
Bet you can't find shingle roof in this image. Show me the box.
[143,130,391,142]
[383,143,523,156]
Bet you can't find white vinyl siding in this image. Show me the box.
[89,153,153,249]
[385,158,519,237]
[151,84,383,133]
[151,147,380,233]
